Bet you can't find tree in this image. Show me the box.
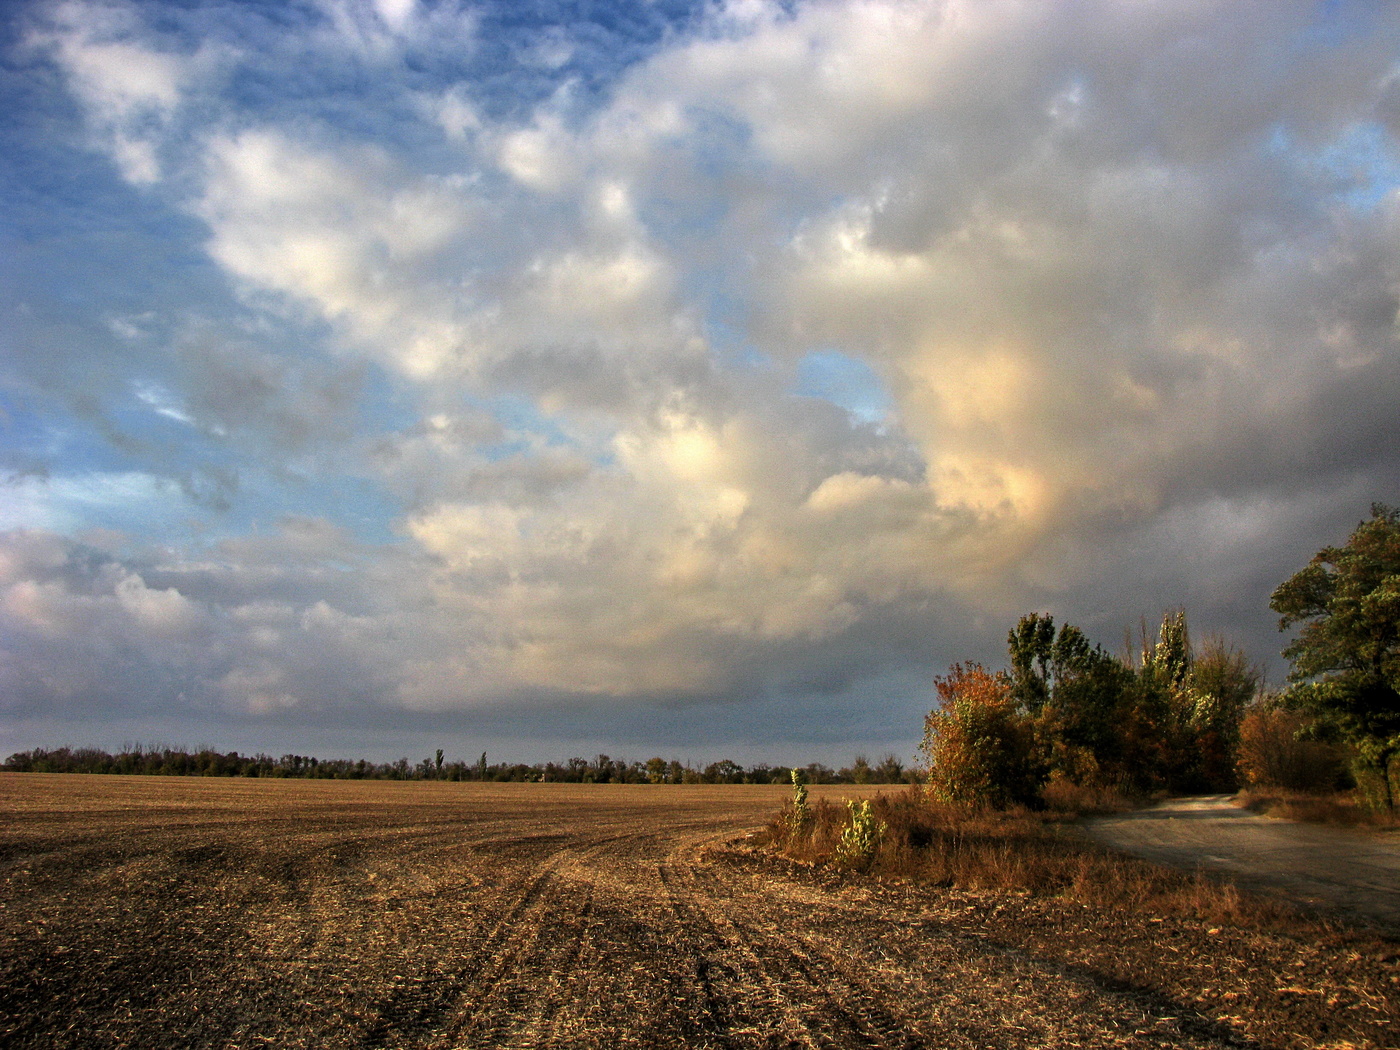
[703,759,744,784]
[1188,639,1260,790]
[1007,613,1056,713]
[1270,504,1400,811]
[1236,702,1345,792]
[1007,613,1135,788]
[874,753,906,783]
[1006,609,1251,794]
[921,663,1042,807]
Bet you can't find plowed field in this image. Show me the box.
[2,774,1396,1048]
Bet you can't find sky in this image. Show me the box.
[2,0,1399,767]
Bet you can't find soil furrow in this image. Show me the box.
[366,859,569,1048]
[2,777,1394,1050]
[445,880,595,1048]
[499,891,595,1050]
[660,853,857,1048]
[679,854,910,1047]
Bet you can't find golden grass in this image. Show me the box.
[764,786,1306,929]
[1235,787,1400,827]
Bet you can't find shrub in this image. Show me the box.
[760,786,1296,926]
[1236,704,1347,793]
[1039,773,1134,815]
[922,663,1042,808]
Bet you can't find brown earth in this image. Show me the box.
[1,773,1396,1049]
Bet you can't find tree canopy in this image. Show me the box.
[1270,503,1400,809]
[924,609,1256,807]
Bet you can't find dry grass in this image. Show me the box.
[1236,787,1400,828]
[1037,774,1139,815]
[764,786,1310,929]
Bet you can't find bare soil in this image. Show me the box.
[1,774,1396,1049]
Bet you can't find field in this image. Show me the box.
[2,774,1397,1049]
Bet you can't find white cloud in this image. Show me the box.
[311,0,477,57]
[0,472,182,534]
[196,129,478,376]
[27,0,214,183]
[10,0,1400,747]
[372,0,416,35]
[497,115,578,193]
[424,85,482,141]
[132,380,194,425]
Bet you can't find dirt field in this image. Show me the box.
[2,774,1397,1049]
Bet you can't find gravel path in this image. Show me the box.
[1084,795,1400,932]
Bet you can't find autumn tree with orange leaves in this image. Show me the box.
[920,663,1043,808]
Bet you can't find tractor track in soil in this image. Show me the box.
[1,775,1396,1049]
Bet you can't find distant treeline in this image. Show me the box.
[1,745,917,786]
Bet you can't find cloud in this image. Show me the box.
[194,129,478,374]
[310,0,478,59]
[0,472,183,534]
[0,522,411,719]
[24,0,219,183]
[6,0,1400,754]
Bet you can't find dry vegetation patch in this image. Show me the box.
[766,788,1282,920]
[1237,788,1400,829]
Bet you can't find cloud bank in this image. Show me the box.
[3,0,1399,759]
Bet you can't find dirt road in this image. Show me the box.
[2,775,1396,1048]
[1084,795,1400,931]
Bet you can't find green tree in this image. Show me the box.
[703,759,744,784]
[1270,504,1400,811]
[1009,609,1249,794]
[1007,613,1134,787]
[1007,613,1057,712]
[1188,639,1260,790]
[1140,609,1192,693]
[874,753,906,783]
[1040,638,1134,786]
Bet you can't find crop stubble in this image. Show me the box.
[1,774,1395,1048]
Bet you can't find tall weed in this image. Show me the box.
[833,799,886,870]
